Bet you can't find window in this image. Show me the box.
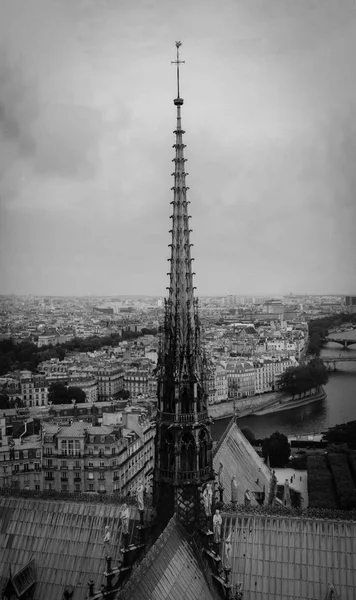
[35,484,40,491]
[75,460,80,469]
[88,483,94,491]
[24,464,29,472]
[75,440,80,455]
[61,440,67,455]
[68,440,74,456]
[100,461,105,468]
[88,473,94,480]
[34,463,40,471]
[88,447,93,455]
[14,465,19,473]
[61,485,68,492]
[75,484,81,492]
[15,452,19,460]
[99,473,105,480]
[23,450,28,459]
[99,484,106,492]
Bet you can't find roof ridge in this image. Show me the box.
[213,416,235,457]
[117,515,178,599]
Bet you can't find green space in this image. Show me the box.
[307,313,356,356]
[279,358,328,398]
[0,328,157,376]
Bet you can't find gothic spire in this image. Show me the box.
[154,44,214,530]
[165,41,197,384]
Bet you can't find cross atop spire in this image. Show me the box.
[171,41,185,103]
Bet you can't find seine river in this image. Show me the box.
[211,329,356,442]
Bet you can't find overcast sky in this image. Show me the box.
[0,0,355,297]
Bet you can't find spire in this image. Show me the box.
[165,40,197,385]
[154,43,214,529]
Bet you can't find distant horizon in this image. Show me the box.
[0,292,354,299]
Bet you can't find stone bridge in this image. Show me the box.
[326,337,356,349]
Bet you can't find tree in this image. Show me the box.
[262,431,291,468]
[48,382,69,405]
[322,421,356,450]
[67,387,86,404]
[0,394,10,410]
[114,389,130,400]
[279,360,328,398]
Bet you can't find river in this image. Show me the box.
[211,329,356,442]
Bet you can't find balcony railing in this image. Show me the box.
[157,411,209,425]
[159,466,212,482]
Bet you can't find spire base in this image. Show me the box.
[174,97,184,106]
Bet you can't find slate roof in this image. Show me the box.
[221,512,356,600]
[213,418,271,505]
[0,497,152,600]
[117,516,216,600]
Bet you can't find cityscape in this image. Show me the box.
[1,2,356,600]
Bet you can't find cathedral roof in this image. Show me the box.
[220,512,356,599]
[0,496,152,600]
[213,418,272,505]
[118,515,216,600]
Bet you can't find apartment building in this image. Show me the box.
[95,363,124,400]
[0,437,42,490]
[42,416,155,496]
[254,357,296,394]
[68,376,98,403]
[123,368,154,397]
[20,371,49,407]
[227,361,255,398]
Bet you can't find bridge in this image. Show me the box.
[325,337,356,349]
[322,355,356,370]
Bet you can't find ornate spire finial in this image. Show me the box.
[171,41,185,100]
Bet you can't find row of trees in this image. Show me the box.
[279,358,329,398]
[48,383,86,405]
[47,383,131,405]
[0,328,151,376]
[0,394,25,410]
[307,313,356,356]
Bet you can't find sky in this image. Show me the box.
[0,0,356,297]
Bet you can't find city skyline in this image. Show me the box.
[1,0,356,297]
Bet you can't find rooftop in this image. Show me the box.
[221,511,356,599]
[0,496,152,600]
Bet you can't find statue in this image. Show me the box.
[213,509,222,544]
[244,489,251,507]
[231,476,238,504]
[218,462,223,487]
[136,482,144,511]
[203,481,213,516]
[120,504,130,535]
[103,525,111,544]
[223,527,232,570]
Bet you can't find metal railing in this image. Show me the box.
[159,466,212,481]
[157,410,209,424]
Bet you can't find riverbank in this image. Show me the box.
[208,388,327,421]
[252,389,327,416]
